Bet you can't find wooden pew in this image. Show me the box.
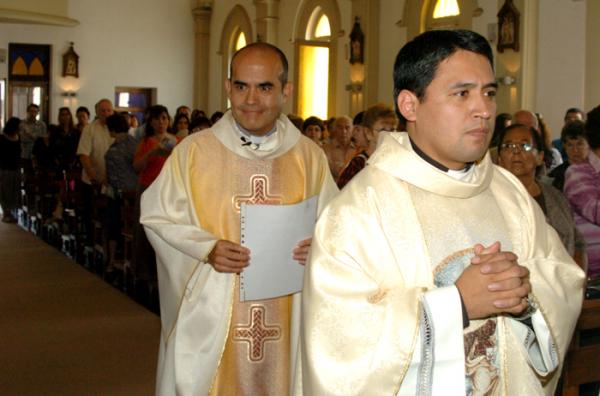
[563,298,600,395]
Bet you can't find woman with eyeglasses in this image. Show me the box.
[498,123,586,270]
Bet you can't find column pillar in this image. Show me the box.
[253,0,280,44]
[192,2,212,111]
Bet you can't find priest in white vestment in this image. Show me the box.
[298,30,584,396]
[141,43,337,395]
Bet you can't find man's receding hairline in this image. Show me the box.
[231,45,284,73]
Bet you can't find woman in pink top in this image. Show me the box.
[565,105,600,281]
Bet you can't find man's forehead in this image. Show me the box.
[433,51,494,83]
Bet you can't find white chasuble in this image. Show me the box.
[299,132,585,396]
[141,112,338,396]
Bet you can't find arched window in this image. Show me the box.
[297,7,331,120]
[294,0,340,121]
[422,0,475,32]
[433,0,460,19]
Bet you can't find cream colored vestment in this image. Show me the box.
[141,111,338,395]
[299,132,584,395]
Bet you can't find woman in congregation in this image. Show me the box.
[172,113,190,139]
[132,105,180,304]
[565,105,600,281]
[302,116,325,147]
[337,103,397,189]
[53,107,81,173]
[498,123,586,270]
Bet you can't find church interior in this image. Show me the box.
[1,0,600,394]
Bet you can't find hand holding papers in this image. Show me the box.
[240,196,318,301]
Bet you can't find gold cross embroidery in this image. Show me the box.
[233,305,282,362]
[233,174,282,212]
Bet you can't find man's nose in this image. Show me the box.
[246,87,258,104]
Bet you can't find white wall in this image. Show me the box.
[377,0,406,107]
[0,0,195,123]
[536,0,586,138]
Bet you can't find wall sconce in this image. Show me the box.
[345,82,363,93]
[61,91,77,97]
[498,75,516,86]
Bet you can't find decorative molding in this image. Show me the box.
[0,8,78,27]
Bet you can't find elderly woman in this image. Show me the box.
[498,123,586,270]
[565,105,600,280]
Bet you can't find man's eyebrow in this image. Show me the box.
[258,82,275,88]
[449,81,499,90]
[232,80,247,86]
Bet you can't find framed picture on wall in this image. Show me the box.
[497,0,520,53]
[62,42,79,78]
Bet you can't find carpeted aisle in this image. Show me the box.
[0,221,160,395]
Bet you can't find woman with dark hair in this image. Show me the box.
[565,105,600,281]
[172,113,190,138]
[53,107,80,172]
[133,105,178,187]
[132,105,179,305]
[498,123,586,270]
[302,116,325,145]
[0,117,21,223]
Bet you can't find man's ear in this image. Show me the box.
[282,82,293,103]
[396,90,418,122]
[225,79,232,99]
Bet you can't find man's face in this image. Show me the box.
[27,106,39,121]
[402,50,497,170]
[564,136,589,164]
[333,117,352,146]
[96,101,114,124]
[76,111,89,125]
[225,48,291,136]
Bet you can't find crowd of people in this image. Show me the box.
[0,100,225,306]
[0,31,597,394]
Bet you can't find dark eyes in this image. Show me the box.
[233,84,273,92]
[453,89,497,98]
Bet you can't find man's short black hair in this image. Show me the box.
[561,120,586,144]
[393,29,494,123]
[106,113,130,134]
[27,103,39,111]
[229,42,289,87]
[76,106,90,116]
[585,105,600,150]
[565,107,584,118]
